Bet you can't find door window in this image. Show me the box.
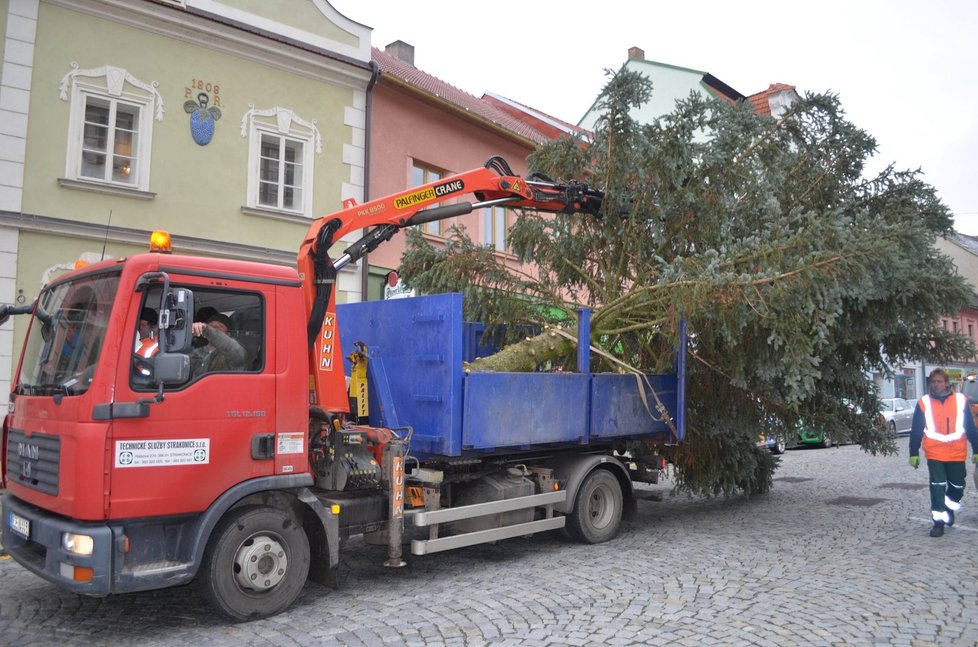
[130,287,264,389]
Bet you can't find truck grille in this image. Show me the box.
[5,429,60,495]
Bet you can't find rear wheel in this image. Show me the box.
[566,469,623,544]
[197,505,310,621]
[821,434,832,448]
[772,436,786,454]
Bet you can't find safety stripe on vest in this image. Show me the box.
[921,393,966,443]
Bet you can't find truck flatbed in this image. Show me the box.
[337,293,684,460]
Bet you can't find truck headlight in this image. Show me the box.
[62,532,94,556]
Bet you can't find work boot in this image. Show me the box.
[930,522,945,537]
[947,510,955,527]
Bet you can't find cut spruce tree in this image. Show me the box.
[400,68,973,497]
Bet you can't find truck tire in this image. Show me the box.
[566,469,623,544]
[197,505,310,621]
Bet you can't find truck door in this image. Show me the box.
[106,279,277,519]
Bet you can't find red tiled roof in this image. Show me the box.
[372,47,551,144]
[482,93,590,140]
[747,83,797,116]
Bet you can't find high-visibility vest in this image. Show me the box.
[920,393,969,462]
[136,337,158,376]
[136,337,158,357]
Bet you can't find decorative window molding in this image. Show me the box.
[59,62,165,119]
[59,62,163,193]
[241,104,320,218]
[239,105,322,152]
[240,205,314,225]
[57,177,156,200]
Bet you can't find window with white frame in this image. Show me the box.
[484,205,508,252]
[59,63,162,193]
[242,105,320,217]
[259,133,304,210]
[80,97,140,184]
[411,162,443,235]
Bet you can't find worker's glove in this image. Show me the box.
[972,454,978,465]
[909,455,920,469]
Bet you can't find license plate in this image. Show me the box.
[9,512,29,539]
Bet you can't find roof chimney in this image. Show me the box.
[628,46,645,61]
[385,40,415,66]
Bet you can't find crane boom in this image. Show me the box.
[297,155,602,412]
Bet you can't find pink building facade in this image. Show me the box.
[362,43,561,301]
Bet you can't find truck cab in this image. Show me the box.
[3,253,312,596]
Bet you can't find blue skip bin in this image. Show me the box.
[338,294,685,461]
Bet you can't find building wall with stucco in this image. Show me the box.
[0,0,373,401]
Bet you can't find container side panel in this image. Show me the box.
[338,294,464,456]
[589,374,679,441]
[462,373,589,450]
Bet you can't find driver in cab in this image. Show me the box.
[190,312,246,376]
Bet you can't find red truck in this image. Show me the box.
[1,157,684,620]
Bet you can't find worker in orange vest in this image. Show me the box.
[909,368,978,537]
[134,307,159,376]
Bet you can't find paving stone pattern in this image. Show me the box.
[2,442,977,646]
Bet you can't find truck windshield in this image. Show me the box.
[16,271,120,396]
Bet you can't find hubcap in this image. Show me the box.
[233,534,288,591]
[588,484,614,529]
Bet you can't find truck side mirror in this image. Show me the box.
[160,288,193,354]
[153,352,190,385]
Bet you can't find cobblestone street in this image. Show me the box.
[2,441,977,646]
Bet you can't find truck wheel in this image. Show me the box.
[197,505,310,621]
[566,469,623,544]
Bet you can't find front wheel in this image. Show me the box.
[772,436,787,455]
[197,505,310,621]
[888,421,897,434]
[566,469,623,544]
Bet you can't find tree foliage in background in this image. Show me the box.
[400,68,975,497]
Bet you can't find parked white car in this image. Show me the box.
[880,398,915,435]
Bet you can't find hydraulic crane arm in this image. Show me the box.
[297,155,603,413]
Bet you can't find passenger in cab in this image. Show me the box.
[135,307,158,356]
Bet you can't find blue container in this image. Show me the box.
[338,294,684,461]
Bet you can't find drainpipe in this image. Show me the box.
[359,60,381,302]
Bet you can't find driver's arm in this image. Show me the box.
[203,326,246,370]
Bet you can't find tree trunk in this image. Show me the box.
[466,327,577,372]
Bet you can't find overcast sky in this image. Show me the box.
[330,0,978,235]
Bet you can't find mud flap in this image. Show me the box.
[623,495,638,520]
[297,488,340,588]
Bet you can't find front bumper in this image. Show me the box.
[2,493,115,595]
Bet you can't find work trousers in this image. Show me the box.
[927,459,966,524]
